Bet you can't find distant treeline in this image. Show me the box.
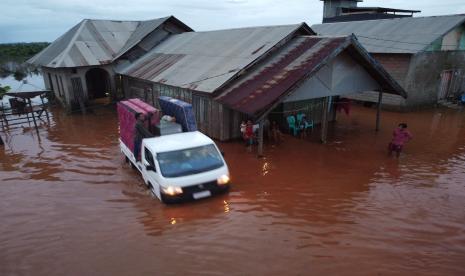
[0,42,50,62]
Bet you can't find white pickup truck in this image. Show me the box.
[121,131,230,203]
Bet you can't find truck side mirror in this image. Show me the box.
[146,165,156,172]
[221,151,225,157]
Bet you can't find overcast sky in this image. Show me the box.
[1,0,464,43]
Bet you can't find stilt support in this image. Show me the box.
[28,99,39,136]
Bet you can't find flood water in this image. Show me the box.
[1,71,45,108]
[1,105,464,275]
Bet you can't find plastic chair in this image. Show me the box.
[297,113,313,131]
[286,115,297,136]
[304,119,314,130]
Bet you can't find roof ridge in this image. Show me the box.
[79,16,173,23]
[81,18,143,23]
[142,16,171,22]
[315,13,465,25]
[195,23,303,34]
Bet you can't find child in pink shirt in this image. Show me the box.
[388,123,413,158]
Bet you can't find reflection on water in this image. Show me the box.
[0,105,465,275]
[1,66,45,108]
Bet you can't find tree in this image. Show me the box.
[0,84,11,99]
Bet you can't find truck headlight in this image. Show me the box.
[162,186,183,196]
[217,174,230,185]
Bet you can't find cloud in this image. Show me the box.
[0,0,463,43]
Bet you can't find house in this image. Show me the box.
[320,0,420,23]
[117,23,406,142]
[27,16,193,110]
[312,14,465,109]
[29,16,407,147]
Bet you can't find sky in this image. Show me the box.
[1,0,464,43]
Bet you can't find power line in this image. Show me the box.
[360,41,421,52]
[180,68,240,87]
[357,34,460,48]
[357,35,434,46]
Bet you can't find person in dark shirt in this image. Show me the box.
[134,113,152,161]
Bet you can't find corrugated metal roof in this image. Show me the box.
[312,14,465,53]
[112,16,194,61]
[28,17,178,68]
[215,35,406,116]
[112,17,171,61]
[117,24,310,92]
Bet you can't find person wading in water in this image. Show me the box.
[388,123,413,158]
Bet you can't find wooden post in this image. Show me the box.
[376,91,383,132]
[320,96,330,144]
[40,94,50,121]
[257,120,264,157]
[1,101,8,127]
[78,95,87,115]
[28,99,39,134]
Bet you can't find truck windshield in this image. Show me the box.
[157,144,224,178]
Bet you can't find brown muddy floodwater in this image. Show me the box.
[1,105,465,276]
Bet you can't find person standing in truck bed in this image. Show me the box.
[134,113,152,161]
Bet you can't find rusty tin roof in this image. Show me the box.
[215,35,406,117]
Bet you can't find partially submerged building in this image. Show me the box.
[313,14,465,108]
[29,16,406,143]
[27,16,192,110]
[118,24,405,141]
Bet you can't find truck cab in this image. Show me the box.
[138,131,230,203]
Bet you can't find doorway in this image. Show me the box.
[85,68,111,100]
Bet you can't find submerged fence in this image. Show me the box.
[0,98,50,133]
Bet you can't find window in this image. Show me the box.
[157,144,224,178]
[144,147,156,171]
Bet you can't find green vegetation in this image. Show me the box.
[0,84,11,99]
[0,42,48,78]
[0,42,49,62]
